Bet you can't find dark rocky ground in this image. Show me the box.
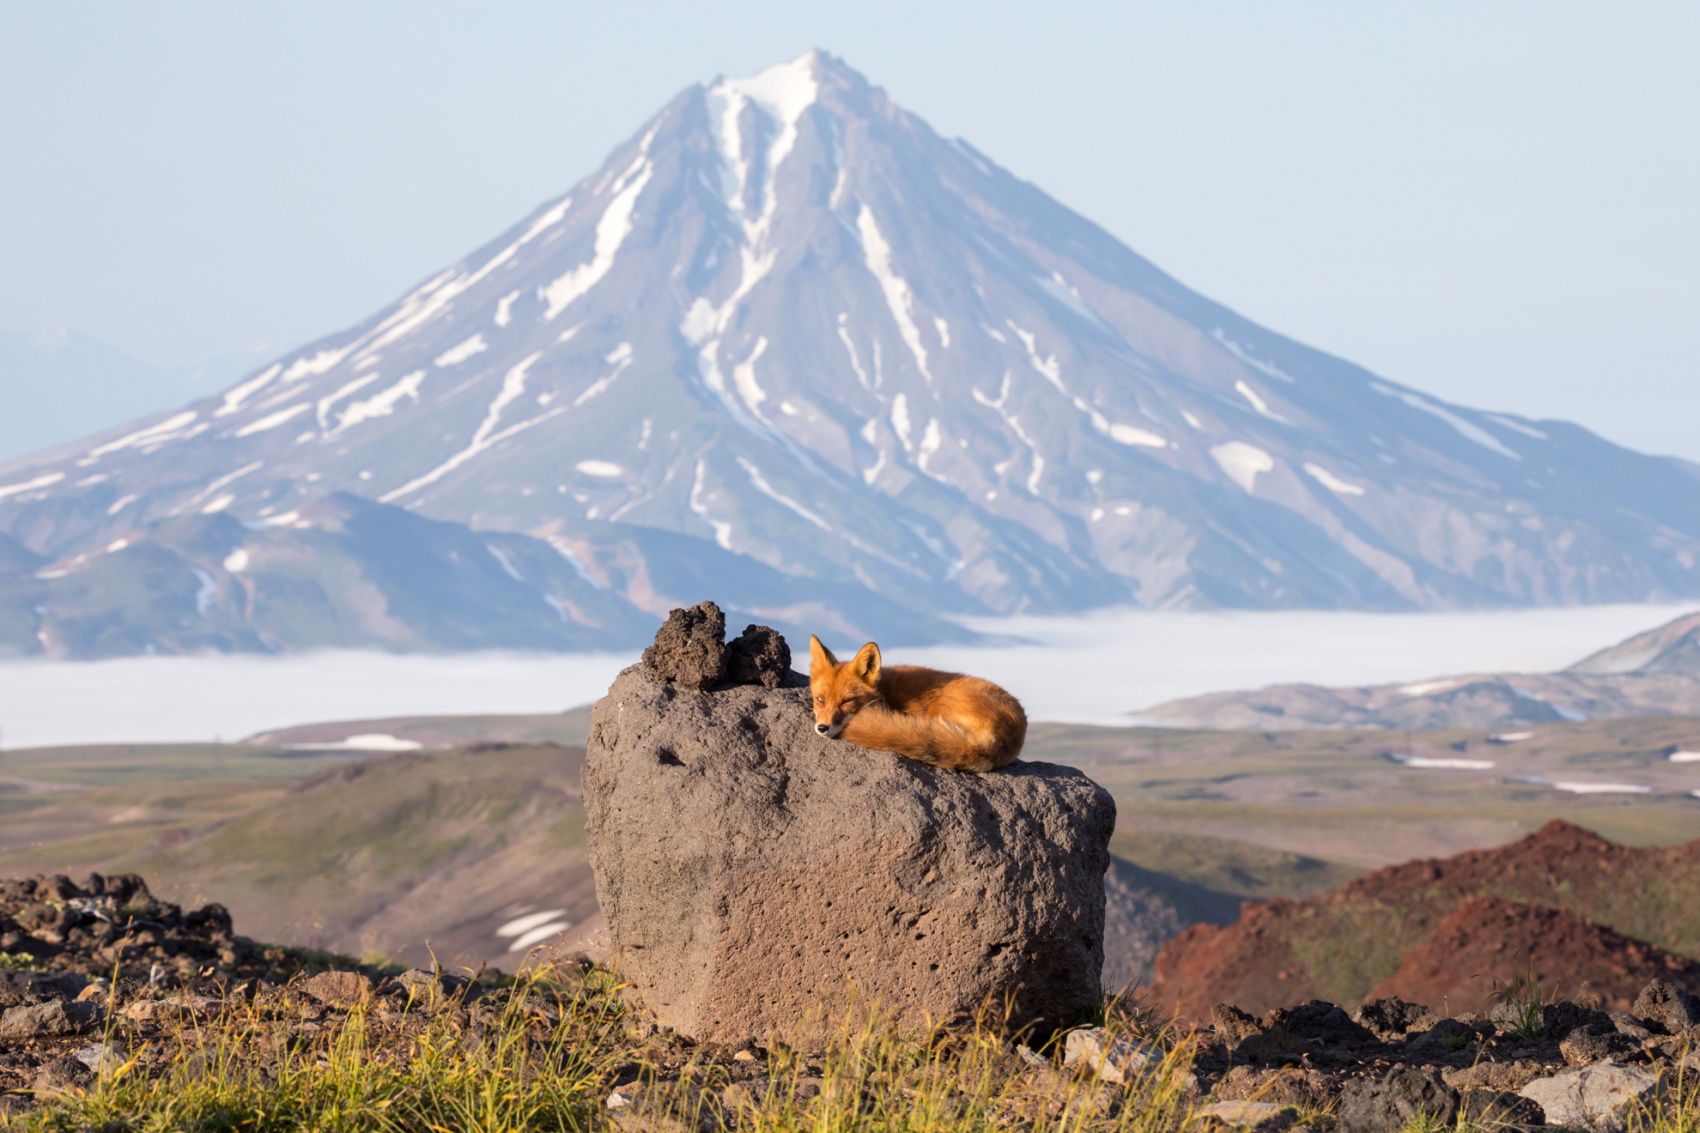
[4,867,1699,1130]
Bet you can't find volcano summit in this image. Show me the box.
[3,52,1698,655]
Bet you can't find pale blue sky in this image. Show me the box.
[2,1,1696,458]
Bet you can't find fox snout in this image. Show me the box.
[808,634,881,743]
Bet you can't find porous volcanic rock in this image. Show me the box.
[641,601,727,689]
[583,664,1116,1045]
[1632,979,1700,1033]
[1336,1067,1459,1133]
[725,624,791,689]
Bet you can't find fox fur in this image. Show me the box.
[807,634,1027,773]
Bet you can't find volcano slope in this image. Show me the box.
[1147,820,1700,1020]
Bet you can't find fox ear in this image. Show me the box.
[851,642,881,684]
[808,634,836,672]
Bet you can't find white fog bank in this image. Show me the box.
[0,603,1694,748]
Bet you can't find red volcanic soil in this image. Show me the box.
[1146,820,1700,1021]
[1371,895,1700,1016]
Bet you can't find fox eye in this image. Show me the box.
[813,696,823,705]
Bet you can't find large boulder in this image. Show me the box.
[584,664,1115,1045]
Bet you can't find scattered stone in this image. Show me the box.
[72,1042,125,1076]
[1408,1017,1475,1055]
[1607,1012,1651,1041]
[641,602,727,689]
[724,624,792,689]
[1214,1067,1341,1108]
[1211,1003,1264,1044]
[300,970,374,1004]
[0,970,87,999]
[1336,1067,1460,1133]
[1237,1028,1312,1065]
[1196,1100,1299,1129]
[1542,1001,1615,1042]
[1443,1060,1557,1092]
[0,999,101,1039]
[1353,997,1433,1039]
[1490,1001,1546,1034]
[1459,1088,1545,1127]
[585,664,1115,1044]
[121,995,218,1022]
[1015,1044,1050,1070]
[31,1054,93,1097]
[1063,1027,1157,1083]
[1632,979,1700,1035]
[607,1083,644,1110]
[1518,1061,1664,1132]
[1267,1000,1375,1047]
[1560,1025,1640,1066]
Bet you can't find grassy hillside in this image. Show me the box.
[120,743,597,971]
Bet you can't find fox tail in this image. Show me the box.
[841,704,1026,773]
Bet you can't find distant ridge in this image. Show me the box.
[1140,607,1700,730]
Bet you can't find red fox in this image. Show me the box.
[807,635,1027,772]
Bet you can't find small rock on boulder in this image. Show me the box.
[641,601,727,689]
[725,624,792,689]
[1337,1067,1459,1133]
[585,664,1116,1045]
[1519,1062,1664,1133]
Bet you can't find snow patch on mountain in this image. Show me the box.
[1373,383,1520,460]
[857,206,931,385]
[541,155,653,320]
[1212,442,1275,493]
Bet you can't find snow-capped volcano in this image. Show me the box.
[3,50,1698,656]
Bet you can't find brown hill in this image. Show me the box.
[1147,820,1700,1019]
[1371,894,1700,1015]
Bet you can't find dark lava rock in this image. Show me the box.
[1337,1067,1460,1133]
[1409,1017,1476,1055]
[1542,1001,1615,1042]
[1607,1012,1651,1041]
[1212,1003,1264,1044]
[1559,1025,1640,1066]
[725,624,793,689]
[1632,979,1700,1035]
[1354,996,1435,1038]
[31,1053,93,1096]
[1216,1066,1342,1107]
[0,971,88,999]
[641,601,727,689]
[1461,1088,1545,1127]
[1267,1000,1376,1047]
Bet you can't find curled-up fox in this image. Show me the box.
[808,635,1027,772]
